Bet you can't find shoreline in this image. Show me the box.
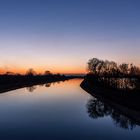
[0,75,83,94]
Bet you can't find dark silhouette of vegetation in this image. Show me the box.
[44,70,52,76]
[26,68,37,76]
[85,58,140,91]
[88,58,140,77]
[81,76,140,111]
[91,77,139,91]
[80,79,140,130]
[81,69,140,130]
[0,68,82,93]
[87,98,138,130]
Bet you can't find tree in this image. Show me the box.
[87,58,140,77]
[87,58,118,76]
[44,70,52,75]
[5,71,15,75]
[87,58,103,74]
[129,64,140,76]
[26,68,36,76]
[119,63,129,75]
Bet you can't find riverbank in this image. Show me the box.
[0,74,83,93]
[80,74,140,111]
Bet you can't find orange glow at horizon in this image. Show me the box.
[0,66,86,75]
[1,61,140,75]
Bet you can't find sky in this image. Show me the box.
[0,0,140,74]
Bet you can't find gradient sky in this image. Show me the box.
[0,0,140,74]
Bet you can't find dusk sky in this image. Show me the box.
[0,0,140,74]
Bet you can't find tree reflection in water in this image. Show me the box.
[25,81,65,92]
[45,83,51,87]
[26,83,52,92]
[26,86,37,92]
[87,98,136,130]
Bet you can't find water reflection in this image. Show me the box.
[81,78,140,130]
[0,79,139,140]
[26,82,60,92]
[87,97,138,130]
[45,83,51,87]
[26,86,37,92]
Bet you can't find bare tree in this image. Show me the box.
[119,63,129,76]
[129,64,140,76]
[87,58,140,77]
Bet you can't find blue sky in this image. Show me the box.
[0,0,140,73]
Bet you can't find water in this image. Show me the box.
[0,79,139,140]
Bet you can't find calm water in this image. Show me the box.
[0,79,139,140]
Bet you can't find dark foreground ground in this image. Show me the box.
[80,74,140,110]
[0,74,83,93]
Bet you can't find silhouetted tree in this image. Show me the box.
[26,68,36,76]
[129,64,140,76]
[44,70,52,75]
[87,58,140,77]
[88,58,102,74]
[5,71,15,75]
[119,63,129,76]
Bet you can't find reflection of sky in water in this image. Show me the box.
[0,79,139,140]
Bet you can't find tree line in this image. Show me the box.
[87,58,140,77]
[0,68,54,76]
